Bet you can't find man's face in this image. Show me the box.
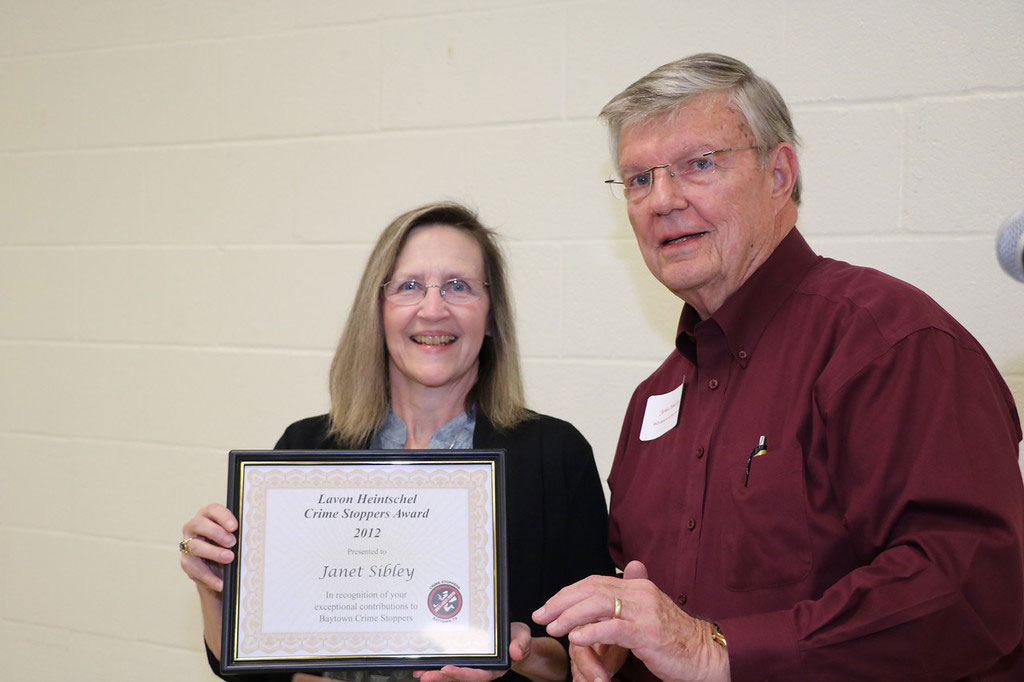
[619,94,785,316]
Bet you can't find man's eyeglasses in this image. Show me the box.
[382,278,489,305]
[605,146,760,202]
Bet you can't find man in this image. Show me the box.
[533,53,1024,681]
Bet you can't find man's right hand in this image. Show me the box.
[534,561,729,682]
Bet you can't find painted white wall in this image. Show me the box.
[2,1,1022,677]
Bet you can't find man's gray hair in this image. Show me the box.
[600,53,801,204]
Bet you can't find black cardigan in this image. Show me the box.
[208,411,613,681]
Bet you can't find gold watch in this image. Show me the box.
[710,622,728,647]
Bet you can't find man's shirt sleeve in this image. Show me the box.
[719,328,1024,680]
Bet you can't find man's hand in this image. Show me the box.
[415,622,567,682]
[568,641,628,682]
[562,562,644,682]
[533,561,730,682]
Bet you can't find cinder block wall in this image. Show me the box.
[2,1,1022,678]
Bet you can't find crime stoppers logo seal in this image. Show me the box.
[427,582,463,620]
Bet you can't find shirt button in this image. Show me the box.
[687,518,696,530]
[677,595,688,606]
[708,379,719,389]
[738,350,748,359]
[696,447,705,459]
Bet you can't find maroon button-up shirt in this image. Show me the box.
[608,229,1024,680]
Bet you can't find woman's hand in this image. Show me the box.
[414,622,566,682]
[179,503,238,592]
[180,502,239,659]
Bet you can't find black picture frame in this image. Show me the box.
[220,449,509,674]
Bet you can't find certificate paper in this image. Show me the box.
[221,450,508,674]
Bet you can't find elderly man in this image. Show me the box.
[534,54,1024,681]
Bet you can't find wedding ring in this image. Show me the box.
[179,537,194,555]
[612,596,622,619]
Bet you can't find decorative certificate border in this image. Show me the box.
[220,450,508,674]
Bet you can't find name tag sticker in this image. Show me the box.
[639,380,684,442]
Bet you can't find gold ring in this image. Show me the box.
[179,537,194,555]
[612,597,622,619]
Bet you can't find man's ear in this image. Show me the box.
[768,142,799,207]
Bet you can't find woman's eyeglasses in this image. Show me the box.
[382,278,489,305]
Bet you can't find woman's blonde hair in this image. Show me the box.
[327,201,530,445]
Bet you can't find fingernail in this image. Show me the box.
[532,607,545,619]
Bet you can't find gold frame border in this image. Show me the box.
[230,459,499,663]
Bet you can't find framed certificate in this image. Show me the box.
[220,450,508,674]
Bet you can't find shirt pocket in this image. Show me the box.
[723,446,811,591]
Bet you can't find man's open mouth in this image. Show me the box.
[664,232,707,246]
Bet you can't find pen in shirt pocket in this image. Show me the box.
[744,435,767,487]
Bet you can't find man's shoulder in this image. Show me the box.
[797,256,965,343]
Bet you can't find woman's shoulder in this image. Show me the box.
[521,409,585,435]
[275,414,335,449]
[484,410,591,452]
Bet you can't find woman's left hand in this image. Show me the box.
[414,622,553,682]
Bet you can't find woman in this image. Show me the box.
[180,201,613,682]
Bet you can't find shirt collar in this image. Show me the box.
[676,228,821,364]
[371,405,477,450]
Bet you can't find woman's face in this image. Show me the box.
[382,224,490,401]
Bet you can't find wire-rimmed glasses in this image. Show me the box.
[605,146,760,202]
[381,278,489,305]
